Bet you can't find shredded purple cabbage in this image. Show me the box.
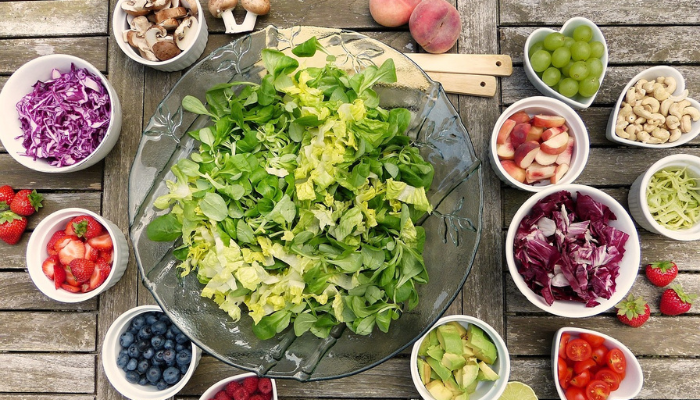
[514,191,630,307]
[15,63,111,167]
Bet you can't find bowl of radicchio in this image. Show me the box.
[505,184,640,317]
[0,54,122,173]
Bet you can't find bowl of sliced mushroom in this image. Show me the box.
[113,0,208,71]
[606,66,700,148]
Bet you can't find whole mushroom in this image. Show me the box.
[208,0,239,33]
[208,0,270,33]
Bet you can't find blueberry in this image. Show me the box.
[162,366,181,385]
[162,349,176,365]
[170,324,182,335]
[136,339,150,352]
[152,321,168,335]
[119,331,135,348]
[151,357,164,367]
[116,353,129,369]
[158,313,170,322]
[137,359,150,374]
[146,366,162,384]
[125,371,140,383]
[154,349,165,364]
[131,316,146,330]
[139,325,153,340]
[156,379,169,390]
[142,347,155,360]
[176,350,192,366]
[151,335,165,350]
[127,343,140,358]
[175,332,189,344]
[126,358,138,371]
[163,339,175,350]
[179,363,189,374]
[146,313,159,325]
[175,343,185,352]
[138,375,149,386]
[165,329,175,340]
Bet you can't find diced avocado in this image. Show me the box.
[427,345,445,362]
[441,352,467,371]
[428,329,440,346]
[417,358,432,385]
[461,339,476,358]
[426,355,453,382]
[437,324,464,354]
[463,378,478,394]
[454,393,470,400]
[425,381,453,400]
[448,321,468,337]
[418,337,431,357]
[455,361,479,389]
[444,377,466,396]
[476,361,499,381]
[467,324,498,364]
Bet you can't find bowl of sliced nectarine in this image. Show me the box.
[489,96,590,192]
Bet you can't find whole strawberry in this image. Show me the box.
[68,258,96,284]
[0,185,15,210]
[0,211,28,245]
[645,260,678,287]
[615,294,650,327]
[660,285,697,316]
[10,189,43,216]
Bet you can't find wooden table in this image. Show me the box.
[2,1,700,398]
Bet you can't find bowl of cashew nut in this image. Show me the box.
[606,66,700,148]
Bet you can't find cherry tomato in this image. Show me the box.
[566,338,593,361]
[574,358,598,374]
[591,345,609,366]
[570,369,592,388]
[605,348,627,376]
[579,332,606,348]
[559,333,572,359]
[558,356,570,378]
[595,368,621,391]
[559,358,574,390]
[565,386,587,400]
[586,379,611,400]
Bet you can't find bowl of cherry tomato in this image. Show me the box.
[552,327,643,400]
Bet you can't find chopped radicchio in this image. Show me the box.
[15,63,111,167]
[514,191,630,307]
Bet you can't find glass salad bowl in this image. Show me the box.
[128,25,483,381]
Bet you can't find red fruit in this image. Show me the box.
[0,185,14,210]
[532,114,566,128]
[242,376,259,394]
[87,233,113,251]
[68,258,95,284]
[509,110,531,124]
[257,377,272,395]
[9,189,43,217]
[58,238,86,266]
[41,255,60,280]
[659,285,697,316]
[64,267,80,287]
[87,260,111,291]
[65,215,104,239]
[231,386,250,400]
[645,260,678,287]
[615,294,650,327]
[0,211,28,245]
[100,249,114,265]
[214,391,232,400]
[260,393,272,400]
[84,243,100,262]
[225,380,242,397]
[53,263,66,289]
[61,283,82,293]
[47,230,67,256]
[249,395,265,400]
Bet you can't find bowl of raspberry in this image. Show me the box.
[199,373,278,400]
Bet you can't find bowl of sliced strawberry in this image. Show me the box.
[26,208,129,302]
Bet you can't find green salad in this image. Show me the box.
[147,38,435,340]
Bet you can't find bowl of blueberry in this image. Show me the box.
[102,305,202,399]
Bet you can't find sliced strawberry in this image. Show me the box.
[41,255,60,280]
[54,234,80,253]
[53,265,66,289]
[64,267,79,287]
[65,215,104,239]
[68,258,95,284]
[87,233,113,251]
[46,230,67,256]
[100,249,114,265]
[87,260,111,291]
[84,243,100,262]
[58,238,85,266]
[61,283,82,293]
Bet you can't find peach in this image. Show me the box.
[526,126,544,142]
[508,111,531,124]
[514,141,540,169]
[496,142,515,160]
[555,137,575,165]
[510,122,531,148]
[369,0,422,27]
[551,163,570,184]
[532,114,566,128]
[409,0,461,54]
[541,125,568,142]
[497,119,516,145]
[500,160,526,183]
[540,132,569,155]
[534,149,558,166]
[525,162,556,184]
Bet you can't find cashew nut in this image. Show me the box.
[643,123,656,133]
[653,85,671,101]
[660,98,673,116]
[633,105,656,120]
[626,88,637,104]
[646,137,665,144]
[635,79,648,92]
[651,127,670,142]
[664,76,677,94]
[637,130,651,143]
[681,114,692,133]
[615,121,629,138]
[683,106,700,122]
[625,124,639,141]
[670,128,682,142]
[649,113,665,125]
[666,115,681,130]
[669,103,683,119]
[642,81,656,93]
[641,97,660,113]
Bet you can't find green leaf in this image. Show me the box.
[236,220,256,243]
[253,310,291,340]
[292,37,325,57]
[295,116,324,127]
[146,214,182,242]
[261,49,299,79]
[199,192,228,221]
[294,313,317,336]
[182,95,214,117]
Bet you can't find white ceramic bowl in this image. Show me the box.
[113,0,208,72]
[628,154,700,240]
[606,66,700,148]
[505,184,641,317]
[489,96,590,192]
[0,54,122,173]
[103,305,203,400]
[26,208,129,303]
[410,315,510,400]
[199,373,279,400]
[524,17,608,109]
[552,327,643,400]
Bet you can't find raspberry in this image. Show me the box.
[249,395,265,400]
[257,377,272,394]
[214,391,232,400]
[242,376,259,394]
[232,386,250,400]
[261,392,272,400]
[225,380,242,397]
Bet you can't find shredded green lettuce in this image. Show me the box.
[147,38,434,340]
[647,167,700,230]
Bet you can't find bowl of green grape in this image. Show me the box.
[524,17,608,110]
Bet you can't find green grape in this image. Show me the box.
[558,78,579,98]
[529,41,545,58]
[561,61,574,77]
[551,47,571,68]
[542,67,562,87]
[573,25,593,42]
[571,41,591,61]
[589,41,605,59]
[563,37,575,48]
[569,61,589,81]
[544,32,565,51]
[586,58,604,78]
[530,49,552,73]
[579,76,601,97]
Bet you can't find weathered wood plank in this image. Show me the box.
[0,312,95,351]
[1,155,102,190]
[0,272,97,311]
[500,0,700,25]
[0,38,107,74]
[0,354,94,393]
[0,0,108,38]
[28,192,102,229]
[0,396,94,400]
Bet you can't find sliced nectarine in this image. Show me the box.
[500,160,526,183]
[510,123,531,148]
[514,141,540,169]
[496,142,515,160]
[532,114,566,128]
[551,163,570,184]
[541,125,568,142]
[540,132,570,155]
[555,137,575,165]
[526,126,544,142]
[497,119,516,145]
[525,162,556,183]
[534,149,558,166]
[508,111,531,124]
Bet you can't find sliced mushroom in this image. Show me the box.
[174,16,199,50]
[122,0,150,16]
[179,0,199,16]
[146,0,171,11]
[144,25,168,48]
[152,40,182,61]
[137,41,159,61]
[159,17,181,31]
[129,15,153,33]
[155,6,188,23]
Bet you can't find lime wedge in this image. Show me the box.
[498,381,538,400]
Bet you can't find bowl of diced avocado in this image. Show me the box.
[410,315,510,400]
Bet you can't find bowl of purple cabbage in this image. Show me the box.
[505,184,640,317]
[0,54,122,173]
